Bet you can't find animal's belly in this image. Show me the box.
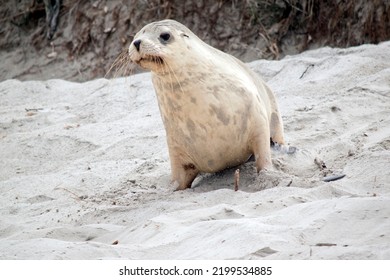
[169,114,253,173]
[191,142,252,172]
[155,72,263,173]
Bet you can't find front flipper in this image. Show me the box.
[171,161,199,191]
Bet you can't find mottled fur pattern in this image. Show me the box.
[129,20,285,190]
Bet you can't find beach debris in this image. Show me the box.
[314,157,327,170]
[322,174,346,182]
[315,243,337,247]
[234,169,240,191]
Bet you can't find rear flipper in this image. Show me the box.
[246,140,296,163]
[271,142,297,154]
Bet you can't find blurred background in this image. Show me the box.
[1,0,389,82]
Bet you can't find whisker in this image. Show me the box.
[165,60,185,96]
[105,51,125,78]
[105,50,135,79]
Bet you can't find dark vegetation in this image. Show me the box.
[1,0,389,81]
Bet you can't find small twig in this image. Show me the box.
[315,243,337,247]
[234,169,240,191]
[258,23,280,59]
[300,64,314,79]
[55,186,85,201]
[25,108,43,112]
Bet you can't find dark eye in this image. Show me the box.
[159,32,171,42]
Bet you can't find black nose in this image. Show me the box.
[133,39,141,52]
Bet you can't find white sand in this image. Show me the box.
[0,42,389,259]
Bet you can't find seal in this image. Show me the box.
[128,19,286,190]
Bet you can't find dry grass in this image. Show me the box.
[1,0,389,80]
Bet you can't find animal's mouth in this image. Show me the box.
[138,55,164,65]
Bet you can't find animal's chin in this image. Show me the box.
[137,55,164,67]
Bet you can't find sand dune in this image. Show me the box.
[0,42,389,259]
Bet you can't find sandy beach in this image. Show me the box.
[0,41,389,259]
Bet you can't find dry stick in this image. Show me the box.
[234,169,240,191]
[258,23,280,59]
[55,186,83,201]
[299,64,314,79]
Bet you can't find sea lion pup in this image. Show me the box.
[129,19,286,190]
